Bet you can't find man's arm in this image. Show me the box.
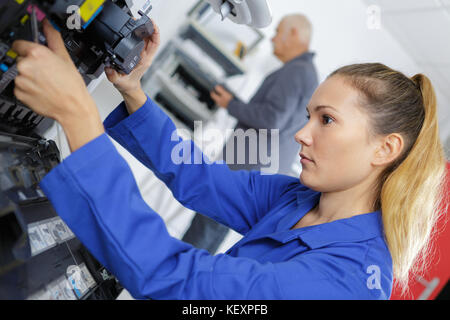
[221,66,306,130]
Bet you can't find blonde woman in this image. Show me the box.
[13,20,446,299]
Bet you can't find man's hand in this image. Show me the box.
[104,20,160,113]
[211,85,233,109]
[12,19,104,152]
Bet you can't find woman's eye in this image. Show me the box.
[306,114,334,124]
[322,115,334,125]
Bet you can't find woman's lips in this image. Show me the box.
[300,153,314,164]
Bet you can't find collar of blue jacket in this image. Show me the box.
[228,187,384,250]
[291,191,383,249]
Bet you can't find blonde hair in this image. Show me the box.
[330,63,447,295]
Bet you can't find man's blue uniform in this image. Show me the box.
[39,96,393,299]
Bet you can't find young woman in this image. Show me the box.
[13,20,446,299]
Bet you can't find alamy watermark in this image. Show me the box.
[63,4,383,31]
[366,265,382,290]
[170,121,280,175]
[367,5,382,30]
[66,5,82,30]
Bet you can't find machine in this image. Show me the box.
[0,0,155,300]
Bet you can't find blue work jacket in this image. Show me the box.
[39,96,393,300]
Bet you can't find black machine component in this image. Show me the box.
[0,95,54,138]
[180,21,245,77]
[0,129,123,300]
[0,0,153,300]
[154,92,196,131]
[39,0,154,76]
[0,0,154,137]
[170,54,218,111]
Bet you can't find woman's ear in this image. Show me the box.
[372,133,404,167]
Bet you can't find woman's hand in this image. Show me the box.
[105,20,160,95]
[104,20,160,114]
[12,19,104,152]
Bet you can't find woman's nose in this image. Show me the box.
[294,126,312,146]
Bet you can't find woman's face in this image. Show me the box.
[295,75,379,192]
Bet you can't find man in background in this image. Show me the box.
[182,14,319,254]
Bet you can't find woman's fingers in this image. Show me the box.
[105,67,121,83]
[11,40,41,58]
[42,19,73,63]
[13,85,34,111]
[144,19,160,56]
[14,74,38,91]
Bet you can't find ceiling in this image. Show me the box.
[363,0,450,143]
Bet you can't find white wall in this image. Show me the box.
[361,0,450,145]
[446,136,450,160]
[230,0,420,94]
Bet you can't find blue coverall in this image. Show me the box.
[39,96,393,300]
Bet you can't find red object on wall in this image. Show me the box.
[390,162,450,300]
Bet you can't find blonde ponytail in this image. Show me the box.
[381,74,446,293]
